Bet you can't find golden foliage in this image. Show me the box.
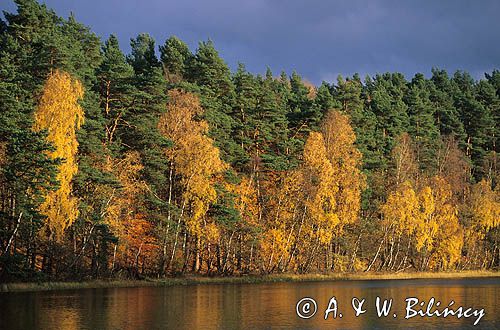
[228,177,259,226]
[260,228,288,268]
[468,179,500,238]
[415,186,438,252]
[426,177,463,269]
[33,70,84,239]
[158,89,205,144]
[381,176,463,270]
[259,171,304,271]
[381,181,420,237]
[104,151,145,239]
[260,112,366,270]
[321,110,365,229]
[302,131,338,243]
[123,213,159,267]
[159,89,227,237]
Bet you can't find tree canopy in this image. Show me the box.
[0,0,498,281]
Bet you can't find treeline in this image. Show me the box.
[0,0,498,281]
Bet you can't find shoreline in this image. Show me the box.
[1,270,499,293]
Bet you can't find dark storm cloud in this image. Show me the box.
[3,0,499,83]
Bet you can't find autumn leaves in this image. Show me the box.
[33,70,84,239]
[31,69,364,274]
[157,89,226,272]
[380,178,462,271]
[253,110,365,273]
[31,70,499,276]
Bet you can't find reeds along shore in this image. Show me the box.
[2,271,499,293]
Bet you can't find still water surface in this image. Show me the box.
[0,278,498,329]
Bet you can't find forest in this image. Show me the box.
[0,0,498,282]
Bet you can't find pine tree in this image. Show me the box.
[334,74,363,113]
[126,33,169,186]
[405,73,440,171]
[256,71,293,171]
[314,82,336,111]
[123,34,170,262]
[232,63,258,170]
[452,71,494,178]
[159,36,192,83]
[366,73,409,165]
[430,69,466,141]
[0,129,59,277]
[333,75,381,170]
[96,35,135,149]
[287,71,316,133]
[188,40,242,164]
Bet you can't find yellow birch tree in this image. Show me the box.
[302,132,338,244]
[425,177,463,270]
[158,89,227,271]
[321,110,365,231]
[468,179,500,238]
[33,70,84,239]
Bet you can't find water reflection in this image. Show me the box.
[0,278,498,329]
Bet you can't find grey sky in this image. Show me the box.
[3,0,500,84]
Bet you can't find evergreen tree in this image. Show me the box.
[334,74,363,113]
[96,35,135,150]
[125,33,170,232]
[366,73,409,166]
[256,70,293,171]
[430,69,466,141]
[405,73,440,171]
[188,40,242,164]
[232,63,258,170]
[333,75,380,170]
[313,82,336,112]
[452,71,494,178]
[287,71,316,133]
[159,36,192,83]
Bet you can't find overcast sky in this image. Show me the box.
[3,0,500,84]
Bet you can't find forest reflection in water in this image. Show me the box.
[0,278,498,329]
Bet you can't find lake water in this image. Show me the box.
[0,278,498,329]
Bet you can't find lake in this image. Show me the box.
[0,278,498,329]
